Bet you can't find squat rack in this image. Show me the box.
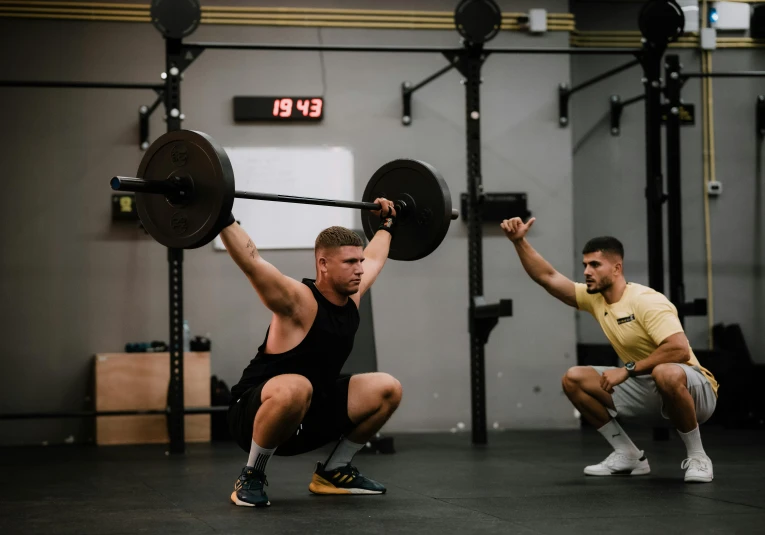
[155,2,640,451]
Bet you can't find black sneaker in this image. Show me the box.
[230,466,270,507]
[308,462,386,495]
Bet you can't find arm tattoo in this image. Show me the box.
[245,239,257,259]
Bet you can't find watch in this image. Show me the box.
[625,361,637,377]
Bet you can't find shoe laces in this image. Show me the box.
[681,457,709,472]
[240,471,268,489]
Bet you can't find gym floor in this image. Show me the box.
[1,427,763,534]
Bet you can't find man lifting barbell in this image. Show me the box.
[109,129,458,506]
[502,216,717,483]
[221,201,401,507]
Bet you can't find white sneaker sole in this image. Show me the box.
[584,465,651,476]
[308,482,385,495]
[685,475,713,483]
[230,491,270,507]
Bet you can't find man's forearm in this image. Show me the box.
[633,343,689,374]
[220,222,260,275]
[364,230,392,263]
[512,238,557,284]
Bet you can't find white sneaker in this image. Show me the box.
[584,451,651,476]
[682,455,714,483]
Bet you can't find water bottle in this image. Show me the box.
[182,320,191,353]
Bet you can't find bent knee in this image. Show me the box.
[652,364,686,390]
[379,373,403,406]
[264,374,313,409]
[562,366,591,391]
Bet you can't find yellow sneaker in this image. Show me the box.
[308,462,386,495]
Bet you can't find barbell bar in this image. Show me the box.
[110,176,460,220]
[109,130,458,260]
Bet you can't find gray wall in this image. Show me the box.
[570,2,765,361]
[0,0,578,446]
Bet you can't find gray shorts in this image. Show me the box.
[590,364,717,426]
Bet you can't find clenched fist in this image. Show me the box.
[600,367,629,394]
[371,197,396,218]
[500,217,536,243]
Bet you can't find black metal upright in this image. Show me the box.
[641,37,671,443]
[664,55,685,323]
[463,45,488,445]
[165,37,186,454]
[641,42,667,296]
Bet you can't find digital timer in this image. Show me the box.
[233,96,325,122]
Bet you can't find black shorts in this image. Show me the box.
[227,375,356,457]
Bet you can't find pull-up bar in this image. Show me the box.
[186,42,642,55]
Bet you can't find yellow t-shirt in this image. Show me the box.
[575,282,718,395]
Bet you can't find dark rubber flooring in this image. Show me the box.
[1,427,763,534]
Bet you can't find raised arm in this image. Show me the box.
[354,198,395,303]
[219,219,309,318]
[501,217,577,308]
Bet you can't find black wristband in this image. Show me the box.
[377,214,397,234]
[225,212,236,227]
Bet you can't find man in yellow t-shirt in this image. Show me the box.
[502,216,717,483]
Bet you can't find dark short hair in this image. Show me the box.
[315,226,363,250]
[582,236,624,259]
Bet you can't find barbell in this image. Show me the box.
[110,130,458,261]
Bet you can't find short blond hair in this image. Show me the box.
[315,226,363,250]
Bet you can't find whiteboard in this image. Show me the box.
[213,146,355,251]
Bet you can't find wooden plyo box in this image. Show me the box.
[94,352,211,445]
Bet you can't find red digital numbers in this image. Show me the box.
[271,98,323,119]
[309,98,322,118]
[271,98,293,117]
[296,99,310,116]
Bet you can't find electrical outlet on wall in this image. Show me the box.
[707,180,723,196]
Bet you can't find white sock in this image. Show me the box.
[597,419,642,457]
[247,440,276,473]
[678,426,706,458]
[324,437,365,471]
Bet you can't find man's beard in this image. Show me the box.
[586,277,612,294]
[335,282,359,297]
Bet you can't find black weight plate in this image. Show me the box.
[136,130,235,249]
[150,0,202,39]
[361,160,452,261]
[454,0,502,44]
[638,0,684,45]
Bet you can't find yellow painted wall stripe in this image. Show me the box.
[0,1,574,31]
[3,2,763,48]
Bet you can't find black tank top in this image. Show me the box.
[230,279,360,403]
